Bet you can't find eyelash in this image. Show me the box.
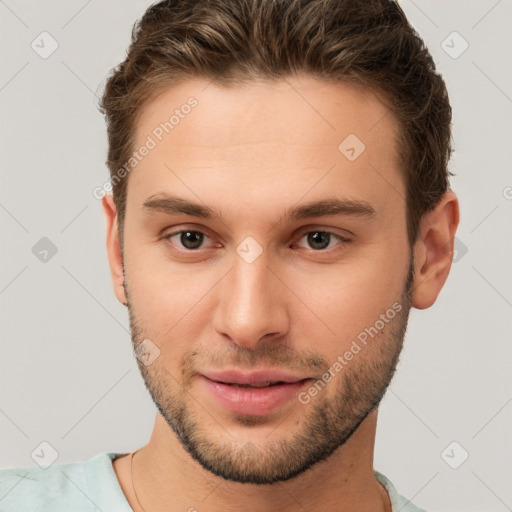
[162,228,352,253]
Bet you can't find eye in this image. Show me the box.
[295,230,350,251]
[164,230,215,250]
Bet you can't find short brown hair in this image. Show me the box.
[99,0,453,250]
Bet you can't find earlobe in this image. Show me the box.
[102,194,127,306]
[411,191,460,310]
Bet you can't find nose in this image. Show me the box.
[211,248,290,350]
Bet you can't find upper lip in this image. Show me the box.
[201,369,310,386]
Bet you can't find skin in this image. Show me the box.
[103,74,459,512]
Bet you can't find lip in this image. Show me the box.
[200,369,312,416]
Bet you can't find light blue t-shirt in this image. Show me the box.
[0,452,427,511]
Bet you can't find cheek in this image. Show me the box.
[287,257,407,355]
[123,244,201,332]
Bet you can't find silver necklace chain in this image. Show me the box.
[130,451,146,512]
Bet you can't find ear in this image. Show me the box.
[411,190,460,309]
[102,194,127,306]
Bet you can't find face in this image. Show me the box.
[119,75,414,484]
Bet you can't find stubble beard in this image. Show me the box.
[124,257,414,484]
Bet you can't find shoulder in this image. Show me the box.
[0,452,129,512]
[375,470,429,512]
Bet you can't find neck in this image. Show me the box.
[117,409,391,512]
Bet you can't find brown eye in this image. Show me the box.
[295,230,350,251]
[165,230,207,250]
[180,231,204,249]
[307,231,332,250]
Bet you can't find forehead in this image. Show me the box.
[128,75,404,218]
[135,75,398,150]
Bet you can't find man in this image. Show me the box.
[0,0,459,510]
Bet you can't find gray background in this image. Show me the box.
[1,1,511,511]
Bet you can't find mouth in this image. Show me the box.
[201,368,309,386]
[218,381,291,388]
[199,369,312,416]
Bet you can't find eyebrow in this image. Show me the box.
[142,194,376,222]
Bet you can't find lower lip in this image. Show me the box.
[201,376,310,416]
